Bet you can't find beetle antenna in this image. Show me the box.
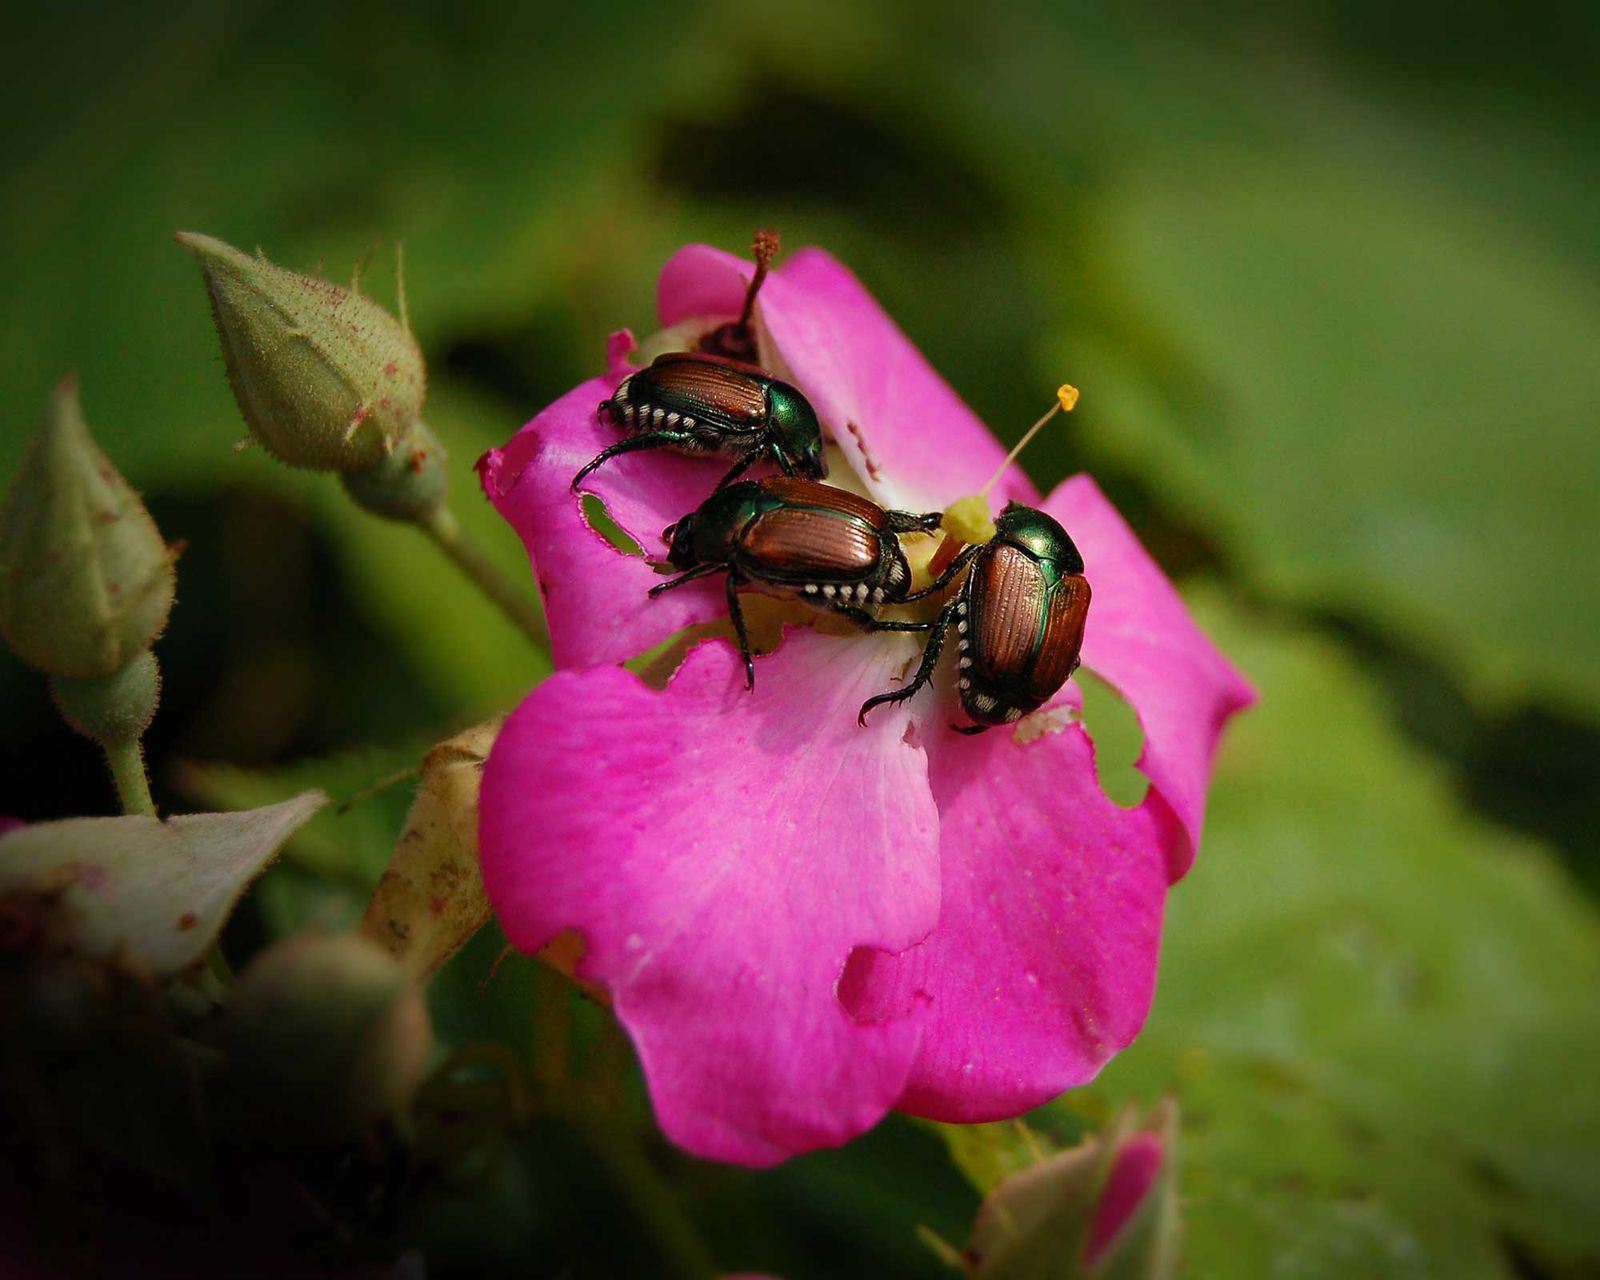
[736,229,781,333]
[977,383,1079,500]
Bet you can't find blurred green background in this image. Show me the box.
[3,0,1598,1276]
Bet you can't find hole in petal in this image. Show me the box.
[837,944,929,1024]
[1076,670,1149,809]
[624,595,793,690]
[578,493,646,558]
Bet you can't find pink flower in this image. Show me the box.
[476,245,1253,1165]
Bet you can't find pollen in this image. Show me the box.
[941,494,996,546]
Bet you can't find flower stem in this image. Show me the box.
[418,504,548,650]
[103,737,156,816]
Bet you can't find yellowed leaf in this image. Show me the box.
[359,718,500,979]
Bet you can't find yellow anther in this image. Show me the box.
[976,383,1082,501]
[941,494,996,545]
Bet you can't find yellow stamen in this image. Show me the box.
[935,383,1080,549]
[975,383,1079,500]
[941,494,995,546]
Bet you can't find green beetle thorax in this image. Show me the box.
[765,383,829,479]
[995,503,1084,576]
[672,483,780,567]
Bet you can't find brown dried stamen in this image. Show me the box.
[698,230,782,362]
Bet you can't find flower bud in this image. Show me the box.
[1079,1101,1178,1276]
[176,231,426,471]
[964,1100,1179,1279]
[223,932,432,1144]
[0,378,176,679]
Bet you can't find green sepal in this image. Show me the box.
[176,232,426,472]
[340,419,449,522]
[0,378,176,678]
[50,649,161,745]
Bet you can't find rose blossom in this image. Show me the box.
[476,244,1253,1165]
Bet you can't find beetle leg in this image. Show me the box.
[571,430,698,491]
[884,509,946,535]
[900,544,982,602]
[725,572,756,691]
[712,447,763,492]
[857,601,959,726]
[952,722,991,736]
[828,602,930,632]
[647,563,724,597]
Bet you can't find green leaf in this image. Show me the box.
[1073,157,1600,715]
[938,592,1600,1277]
[175,741,426,937]
[0,791,324,973]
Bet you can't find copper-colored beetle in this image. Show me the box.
[572,352,828,492]
[858,502,1091,733]
[650,476,941,689]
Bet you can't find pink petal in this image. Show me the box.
[1082,1132,1165,1266]
[476,370,729,669]
[478,630,942,1165]
[1046,475,1257,879]
[840,723,1184,1122]
[659,245,1035,513]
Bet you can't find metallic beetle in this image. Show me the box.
[572,352,828,492]
[650,476,942,689]
[858,502,1091,732]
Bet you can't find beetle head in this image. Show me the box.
[766,383,828,479]
[661,515,699,569]
[995,502,1084,574]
